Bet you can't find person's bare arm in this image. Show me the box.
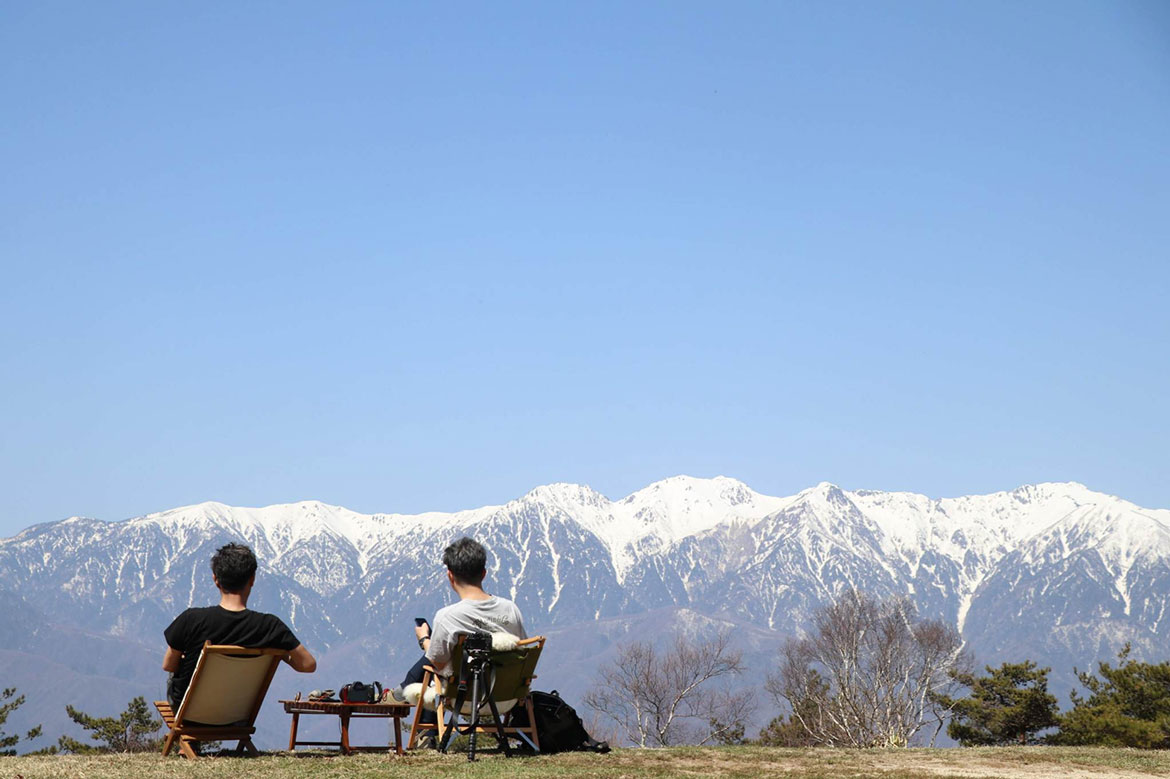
[284,644,317,673]
[415,624,448,674]
[162,647,182,673]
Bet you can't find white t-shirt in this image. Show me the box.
[426,595,526,674]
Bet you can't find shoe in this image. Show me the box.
[416,733,438,750]
[384,687,409,704]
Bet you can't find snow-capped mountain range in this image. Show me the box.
[1,476,1167,751]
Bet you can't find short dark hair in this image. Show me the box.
[211,543,257,593]
[442,537,487,585]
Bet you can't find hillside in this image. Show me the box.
[7,746,1170,779]
[1,477,1167,752]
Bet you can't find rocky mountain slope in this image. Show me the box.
[1,476,1166,751]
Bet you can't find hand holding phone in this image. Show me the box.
[413,617,431,641]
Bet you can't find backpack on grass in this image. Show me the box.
[511,690,610,754]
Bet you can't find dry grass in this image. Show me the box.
[5,746,1170,779]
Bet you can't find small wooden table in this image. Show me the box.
[281,696,413,756]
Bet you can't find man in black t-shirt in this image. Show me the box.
[163,543,317,708]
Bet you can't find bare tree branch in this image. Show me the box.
[584,628,751,747]
[765,591,970,747]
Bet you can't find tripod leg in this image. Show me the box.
[485,692,512,757]
[440,680,469,754]
[467,670,481,762]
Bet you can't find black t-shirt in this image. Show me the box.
[164,606,300,704]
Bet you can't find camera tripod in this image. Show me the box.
[437,639,513,761]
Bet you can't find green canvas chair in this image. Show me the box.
[407,634,545,755]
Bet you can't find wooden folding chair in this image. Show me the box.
[154,642,285,759]
[407,635,545,754]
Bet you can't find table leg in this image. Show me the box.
[393,716,403,755]
[288,711,300,751]
[340,711,352,755]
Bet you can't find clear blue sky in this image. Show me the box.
[2,1,1168,536]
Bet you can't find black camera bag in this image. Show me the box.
[339,680,383,704]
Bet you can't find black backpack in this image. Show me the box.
[512,690,610,754]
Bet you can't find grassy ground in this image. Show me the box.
[6,746,1170,779]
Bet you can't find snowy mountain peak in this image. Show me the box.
[623,474,754,502]
[798,481,851,504]
[519,482,609,509]
[142,500,233,525]
[1029,502,1170,557]
[1003,481,1096,505]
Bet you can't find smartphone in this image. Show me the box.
[414,617,429,628]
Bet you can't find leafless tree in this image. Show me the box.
[765,591,970,748]
[584,629,753,747]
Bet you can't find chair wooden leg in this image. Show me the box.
[240,737,259,755]
[407,705,424,748]
[161,728,177,757]
[408,673,428,749]
[178,736,199,760]
[408,669,439,750]
[525,696,540,751]
[434,692,448,750]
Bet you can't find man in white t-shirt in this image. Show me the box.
[388,537,526,729]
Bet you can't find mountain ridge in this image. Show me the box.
[2,476,1167,752]
[14,477,1133,570]
[4,475,1165,649]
